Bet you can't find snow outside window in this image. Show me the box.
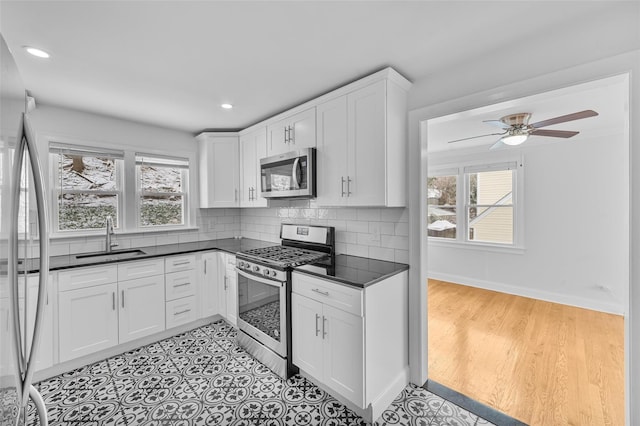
[135,154,188,228]
[428,161,522,247]
[50,143,124,232]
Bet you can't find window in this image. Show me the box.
[427,171,457,239]
[136,154,188,227]
[428,161,521,247]
[50,143,124,232]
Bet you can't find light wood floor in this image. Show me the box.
[428,279,624,426]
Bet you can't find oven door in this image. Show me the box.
[260,148,315,198]
[235,267,287,357]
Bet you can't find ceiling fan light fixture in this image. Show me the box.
[501,134,528,146]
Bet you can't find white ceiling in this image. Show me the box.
[0,1,638,134]
[427,74,629,153]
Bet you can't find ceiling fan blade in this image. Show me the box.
[530,129,579,138]
[530,109,598,129]
[447,132,506,144]
[483,119,511,129]
[489,139,506,151]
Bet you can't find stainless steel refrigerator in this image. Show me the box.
[1,35,49,425]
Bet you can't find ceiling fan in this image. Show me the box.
[447,109,599,150]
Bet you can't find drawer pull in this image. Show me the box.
[112,292,115,310]
[315,314,320,336]
[312,288,329,297]
[174,282,191,288]
[173,261,191,266]
[121,290,125,308]
[174,309,191,316]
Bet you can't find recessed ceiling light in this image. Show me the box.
[24,46,50,59]
[221,103,233,110]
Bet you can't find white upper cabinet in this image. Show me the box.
[266,107,316,157]
[197,133,240,208]
[316,77,409,207]
[239,127,268,207]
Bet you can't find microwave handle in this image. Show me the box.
[292,158,301,189]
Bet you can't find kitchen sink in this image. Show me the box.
[74,249,146,261]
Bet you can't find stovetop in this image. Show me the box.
[237,245,329,268]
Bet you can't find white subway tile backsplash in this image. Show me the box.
[335,208,358,221]
[381,235,409,250]
[394,222,409,236]
[369,246,395,262]
[356,208,381,221]
[394,249,409,264]
[346,220,369,234]
[346,244,369,257]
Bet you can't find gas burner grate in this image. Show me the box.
[238,245,328,268]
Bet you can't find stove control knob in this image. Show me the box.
[238,261,244,268]
[253,266,260,272]
[263,269,270,276]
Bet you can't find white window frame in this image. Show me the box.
[135,153,189,229]
[428,157,525,252]
[49,142,124,235]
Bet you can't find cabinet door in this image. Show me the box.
[266,119,289,157]
[240,128,268,208]
[26,275,54,371]
[200,252,219,318]
[217,254,228,320]
[322,304,364,408]
[347,80,386,206]
[225,264,238,327]
[198,135,239,208]
[291,293,324,381]
[59,283,118,362]
[316,96,349,206]
[118,276,165,344]
[289,107,316,150]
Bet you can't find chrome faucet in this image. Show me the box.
[105,216,118,253]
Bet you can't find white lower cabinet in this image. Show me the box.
[218,253,237,327]
[200,251,219,318]
[291,292,364,408]
[166,295,197,329]
[59,282,118,362]
[118,275,165,344]
[292,270,409,423]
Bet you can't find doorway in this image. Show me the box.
[422,75,629,424]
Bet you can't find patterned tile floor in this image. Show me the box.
[28,320,496,425]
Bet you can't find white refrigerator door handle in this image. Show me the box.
[30,385,48,425]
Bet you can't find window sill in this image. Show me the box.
[50,226,200,241]
[427,238,525,255]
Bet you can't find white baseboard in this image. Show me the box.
[368,366,410,423]
[428,272,624,315]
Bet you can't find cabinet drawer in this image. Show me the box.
[58,265,118,292]
[165,254,196,273]
[118,258,164,281]
[292,272,362,316]
[165,269,197,301]
[166,296,197,329]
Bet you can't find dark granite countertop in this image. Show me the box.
[293,254,409,288]
[15,238,276,274]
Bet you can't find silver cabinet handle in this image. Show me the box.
[121,290,125,308]
[347,176,352,196]
[204,259,207,274]
[312,288,329,296]
[112,292,116,310]
[341,177,346,197]
[235,188,238,201]
[174,309,191,316]
[284,126,289,144]
[174,282,191,288]
[224,275,228,290]
[322,316,327,339]
[173,261,190,266]
[315,314,320,337]
[290,125,295,144]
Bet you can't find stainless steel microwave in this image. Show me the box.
[260,148,316,199]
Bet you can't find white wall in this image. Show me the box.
[427,129,628,314]
[28,104,241,255]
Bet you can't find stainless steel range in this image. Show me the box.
[235,224,334,379]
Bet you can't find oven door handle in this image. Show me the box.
[235,268,285,288]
